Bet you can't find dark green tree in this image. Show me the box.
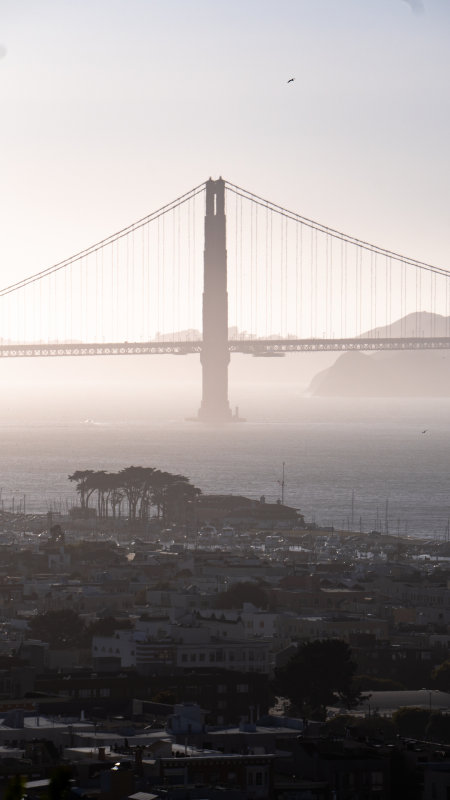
[426,712,450,744]
[324,713,395,741]
[273,639,357,719]
[68,470,96,510]
[151,689,177,705]
[214,581,269,609]
[87,616,132,637]
[68,465,201,523]
[28,609,86,648]
[88,470,110,518]
[4,776,26,800]
[392,707,430,739]
[162,474,201,524]
[355,674,405,691]
[432,659,450,691]
[47,766,72,800]
[119,466,155,520]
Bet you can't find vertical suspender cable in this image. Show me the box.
[280,213,284,337]
[255,204,258,337]
[161,216,165,338]
[95,249,99,343]
[325,231,328,338]
[284,216,288,337]
[295,220,299,338]
[432,271,436,336]
[141,224,145,342]
[147,219,151,341]
[314,228,318,338]
[359,247,363,337]
[268,207,272,340]
[388,257,392,337]
[126,231,130,340]
[340,240,344,338]
[188,198,192,338]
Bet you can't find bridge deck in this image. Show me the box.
[1,337,450,357]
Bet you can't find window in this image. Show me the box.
[181,654,188,663]
[217,684,227,694]
[237,684,248,693]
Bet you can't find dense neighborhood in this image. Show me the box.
[0,479,448,799]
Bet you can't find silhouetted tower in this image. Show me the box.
[198,178,232,422]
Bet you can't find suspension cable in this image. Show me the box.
[0,183,206,297]
[225,181,450,278]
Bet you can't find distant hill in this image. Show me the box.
[308,313,450,397]
[361,311,450,339]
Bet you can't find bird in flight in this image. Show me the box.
[287,77,295,83]
[421,429,429,434]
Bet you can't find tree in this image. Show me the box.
[4,776,26,800]
[47,766,72,800]
[151,689,176,705]
[68,470,96,510]
[119,466,155,520]
[324,713,395,741]
[273,639,357,720]
[28,609,86,649]
[87,616,132,637]
[67,465,201,523]
[106,472,125,518]
[88,470,110,518]
[432,659,450,691]
[214,581,269,609]
[355,674,405,691]
[392,707,430,739]
[162,474,201,524]
[426,712,450,744]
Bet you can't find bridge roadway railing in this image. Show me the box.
[231,337,450,354]
[1,337,450,357]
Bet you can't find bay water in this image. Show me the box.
[0,397,449,539]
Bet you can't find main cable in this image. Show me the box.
[225,182,450,278]
[0,183,206,297]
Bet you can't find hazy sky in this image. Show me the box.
[1,0,450,291]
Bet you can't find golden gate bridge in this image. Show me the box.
[1,177,450,421]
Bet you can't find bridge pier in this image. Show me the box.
[197,177,233,423]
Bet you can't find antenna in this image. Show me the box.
[277,462,286,505]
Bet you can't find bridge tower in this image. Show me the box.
[198,177,233,423]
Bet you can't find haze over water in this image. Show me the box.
[1,395,449,540]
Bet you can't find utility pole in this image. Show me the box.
[278,462,286,505]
